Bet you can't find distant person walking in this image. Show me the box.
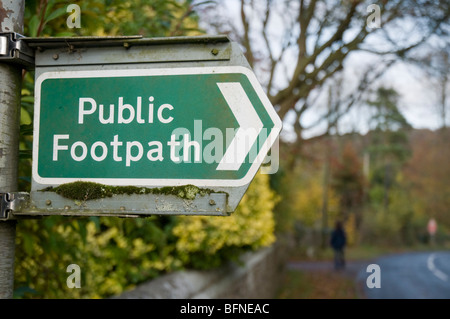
[330,221,347,270]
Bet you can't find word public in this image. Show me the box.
[52,96,202,167]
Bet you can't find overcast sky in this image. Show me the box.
[299,52,447,139]
[198,1,449,139]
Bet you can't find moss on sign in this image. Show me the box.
[41,181,217,201]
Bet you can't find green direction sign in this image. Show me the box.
[33,66,282,188]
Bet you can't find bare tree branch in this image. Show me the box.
[240,0,254,67]
[198,0,449,148]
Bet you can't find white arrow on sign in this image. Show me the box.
[216,82,263,171]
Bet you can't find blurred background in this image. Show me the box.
[14,0,449,299]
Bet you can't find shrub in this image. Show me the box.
[14,172,278,298]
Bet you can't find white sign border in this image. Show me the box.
[33,66,282,188]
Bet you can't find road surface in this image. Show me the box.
[358,250,450,299]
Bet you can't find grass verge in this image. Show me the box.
[277,269,358,299]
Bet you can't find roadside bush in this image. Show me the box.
[14,215,181,298]
[14,172,277,298]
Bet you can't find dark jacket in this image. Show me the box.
[330,228,346,250]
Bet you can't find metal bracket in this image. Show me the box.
[0,192,30,221]
[0,32,34,69]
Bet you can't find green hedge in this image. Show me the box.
[14,172,277,298]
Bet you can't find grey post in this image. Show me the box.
[0,0,25,299]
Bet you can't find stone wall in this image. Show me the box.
[114,241,288,299]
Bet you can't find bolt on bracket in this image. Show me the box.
[0,192,30,221]
[0,32,35,69]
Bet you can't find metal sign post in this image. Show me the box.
[0,0,25,299]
